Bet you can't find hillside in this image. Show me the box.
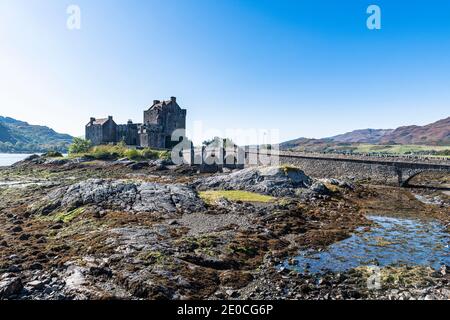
[329,129,393,144]
[379,117,450,145]
[281,117,450,151]
[0,116,73,153]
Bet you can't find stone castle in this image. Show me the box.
[86,97,186,149]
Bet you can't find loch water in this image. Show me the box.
[283,215,450,274]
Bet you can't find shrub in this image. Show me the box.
[69,138,92,154]
[124,149,141,160]
[69,140,170,161]
[44,150,63,158]
[90,145,125,160]
[202,137,237,148]
[156,150,171,160]
[139,148,159,159]
[436,149,450,156]
[138,148,170,160]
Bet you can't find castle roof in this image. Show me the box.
[148,97,180,112]
[92,118,109,125]
[150,100,173,110]
[94,118,108,124]
[87,118,112,126]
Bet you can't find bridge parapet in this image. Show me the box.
[244,151,450,187]
[279,151,450,166]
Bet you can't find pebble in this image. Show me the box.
[12,226,23,233]
[26,280,45,290]
[19,234,31,241]
[226,289,239,298]
[7,265,21,273]
[29,263,43,270]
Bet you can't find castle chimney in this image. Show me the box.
[170,96,177,103]
[153,100,160,105]
[108,116,113,121]
[90,117,95,124]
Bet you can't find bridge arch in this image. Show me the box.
[399,168,449,187]
[398,169,426,187]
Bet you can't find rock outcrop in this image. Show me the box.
[29,179,205,215]
[0,274,23,299]
[194,166,312,197]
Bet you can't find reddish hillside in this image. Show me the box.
[379,117,450,145]
[281,116,450,150]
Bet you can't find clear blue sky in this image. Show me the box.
[1,0,449,144]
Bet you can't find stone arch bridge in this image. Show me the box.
[245,151,450,187]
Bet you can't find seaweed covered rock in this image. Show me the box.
[309,182,331,195]
[12,154,93,167]
[29,179,205,215]
[11,154,44,166]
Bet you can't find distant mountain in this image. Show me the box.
[280,137,341,153]
[281,117,450,150]
[0,116,73,153]
[379,117,450,145]
[329,129,393,144]
[279,137,317,150]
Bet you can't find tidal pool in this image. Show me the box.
[283,215,450,274]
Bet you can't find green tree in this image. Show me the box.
[69,138,92,154]
[202,137,237,148]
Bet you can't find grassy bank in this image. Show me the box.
[69,144,170,161]
[288,143,450,157]
[352,144,450,157]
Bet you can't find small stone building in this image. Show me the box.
[85,116,118,145]
[85,97,186,149]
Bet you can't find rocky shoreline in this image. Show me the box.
[0,155,449,300]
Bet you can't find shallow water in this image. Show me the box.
[0,180,53,188]
[0,153,35,166]
[283,215,450,274]
[0,153,68,167]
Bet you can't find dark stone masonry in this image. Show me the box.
[244,150,450,186]
[86,97,186,149]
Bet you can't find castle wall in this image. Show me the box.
[162,106,186,136]
[101,120,118,144]
[117,123,140,146]
[86,125,103,145]
[139,131,166,149]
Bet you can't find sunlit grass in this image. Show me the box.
[354,144,450,157]
[69,143,170,161]
[199,190,276,205]
[36,207,86,224]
